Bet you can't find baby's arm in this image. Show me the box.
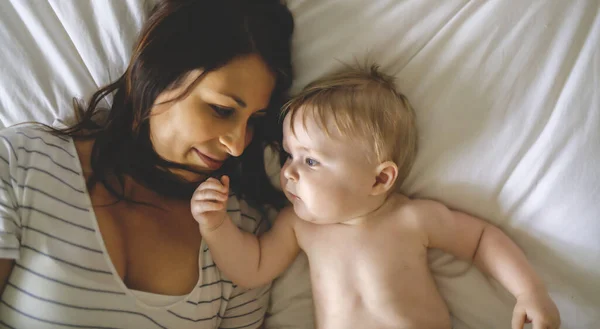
[411,199,560,329]
[191,176,300,289]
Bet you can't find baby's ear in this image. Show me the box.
[371,161,398,196]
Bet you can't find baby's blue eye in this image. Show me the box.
[305,158,319,167]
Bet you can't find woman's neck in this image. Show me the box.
[74,138,205,205]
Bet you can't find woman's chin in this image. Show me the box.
[170,167,209,183]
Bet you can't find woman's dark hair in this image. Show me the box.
[52,0,293,210]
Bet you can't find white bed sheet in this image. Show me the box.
[0,0,149,127]
[1,1,599,328]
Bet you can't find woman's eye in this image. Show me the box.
[305,158,319,167]
[210,105,234,118]
[248,116,264,126]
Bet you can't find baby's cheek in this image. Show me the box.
[279,170,287,191]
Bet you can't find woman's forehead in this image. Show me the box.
[202,55,275,108]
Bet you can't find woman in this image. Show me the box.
[0,0,313,328]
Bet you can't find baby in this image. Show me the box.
[191,66,560,329]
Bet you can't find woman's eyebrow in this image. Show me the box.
[211,90,268,112]
[221,92,247,108]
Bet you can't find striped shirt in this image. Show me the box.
[0,126,278,329]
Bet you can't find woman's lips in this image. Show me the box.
[193,148,225,170]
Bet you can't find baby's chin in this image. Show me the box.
[289,201,316,222]
[284,193,341,224]
[292,204,338,225]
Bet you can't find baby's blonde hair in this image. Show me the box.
[282,64,417,186]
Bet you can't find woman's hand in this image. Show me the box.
[512,288,560,329]
[191,176,230,232]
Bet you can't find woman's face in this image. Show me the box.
[149,54,276,181]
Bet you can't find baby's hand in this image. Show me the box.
[512,289,560,329]
[191,176,230,232]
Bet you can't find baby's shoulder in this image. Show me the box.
[385,194,449,227]
[388,193,446,213]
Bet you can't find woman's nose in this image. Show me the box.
[220,121,250,157]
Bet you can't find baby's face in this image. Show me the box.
[280,110,378,224]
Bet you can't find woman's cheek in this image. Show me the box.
[244,127,253,149]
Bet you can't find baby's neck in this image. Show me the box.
[338,193,401,226]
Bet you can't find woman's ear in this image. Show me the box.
[371,161,398,196]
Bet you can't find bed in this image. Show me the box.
[1,0,598,328]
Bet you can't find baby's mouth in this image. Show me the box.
[287,190,300,200]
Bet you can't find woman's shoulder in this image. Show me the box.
[0,124,75,160]
[0,124,83,183]
[0,124,73,150]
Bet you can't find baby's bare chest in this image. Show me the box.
[298,223,450,328]
[301,223,428,287]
